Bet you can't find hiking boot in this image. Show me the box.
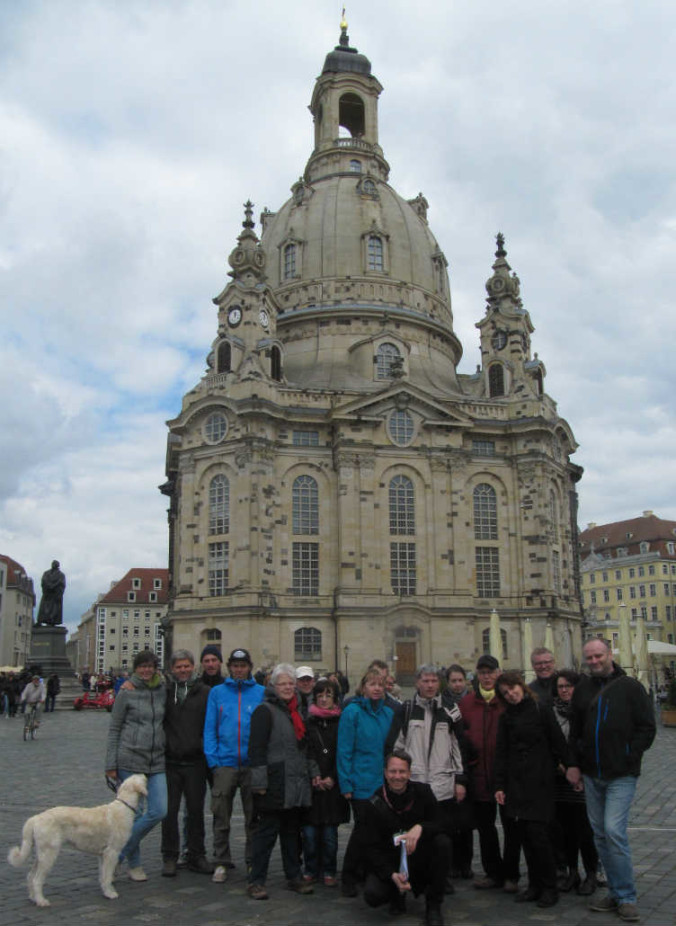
[247,883,268,900]
[287,879,313,894]
[187,856,214,874]
[589,894,618,912]
[578,874,597,896]
[474,876,502,890]
[618,903,640,923]
[537,889,559,907]
[211,865,228,884]
[161,859,177,878]
[425,903,444,926]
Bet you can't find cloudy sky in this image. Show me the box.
[2,0,674,632]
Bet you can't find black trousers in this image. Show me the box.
[514,818,557,892]
[161,760,208,861]
[474,800,521,882]
[341,798,372,886]
[363,832,451,908]
[249,808,302,885]
[556,801,599,876]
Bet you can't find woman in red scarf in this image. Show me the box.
[247,663,313,900]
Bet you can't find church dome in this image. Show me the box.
[261,173,453,330]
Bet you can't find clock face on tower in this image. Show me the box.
[228,306,242,327]
[259,309,270,329]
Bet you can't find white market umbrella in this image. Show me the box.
[633,616,650,690]
[618,603,633,674]
[544,622,556,660]
[522,619,535,682]
[489,608,503,663]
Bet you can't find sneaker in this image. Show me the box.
[618,903,640,923]
[302,873,317,883]
[287,878,313,894]
[589,894,618,912]
[578,874,597,896]
[474,876,502,890]
[247,883,269,900]
[324,875,338,887]
[187,856,215,875]
[211,865,228,884]
[128,867,148,882]
[161,859,177,878]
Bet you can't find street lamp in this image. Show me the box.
[343,644,350,680]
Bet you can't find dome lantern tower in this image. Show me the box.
[306,19,389,183]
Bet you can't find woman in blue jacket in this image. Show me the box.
[337,668,394,895]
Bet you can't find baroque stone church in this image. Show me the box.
[162,24,582,681]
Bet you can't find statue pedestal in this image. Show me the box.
[28,626,81,710]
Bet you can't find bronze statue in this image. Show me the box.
[36,561,66,626]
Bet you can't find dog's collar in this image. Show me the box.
[115,796,137,812]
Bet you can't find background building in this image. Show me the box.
[162,26,583,682]
[0,555,35,668]
[93,568,168,675]
[579,511,676,673]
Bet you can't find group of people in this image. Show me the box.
[102,638,655,926]
[1,670,61,717]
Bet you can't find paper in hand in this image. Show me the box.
[393,834,409,879]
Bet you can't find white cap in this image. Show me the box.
[295,666,314,679]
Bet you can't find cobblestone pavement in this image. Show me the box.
[1,710,674,925]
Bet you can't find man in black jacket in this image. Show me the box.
[352,750,450,926]
[161,649,213,877]
[527,647,557,705]
[566,638,655,923]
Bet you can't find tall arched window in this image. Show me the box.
[367,235,384,271]
[209,475,229,535]
[283,243,296,280]
[389,475,415,535]
[271,346,282,381]
[339,92,365,136]
[488,364,505,397]
[217,341,231,374]
[293,475,318,535]
[376,342,400,379]
[474,484,497,540]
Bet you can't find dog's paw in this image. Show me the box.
[103,889,118,900]
[35,898,51,907]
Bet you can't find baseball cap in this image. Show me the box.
[295,666,314,680]
[476,654,500,671]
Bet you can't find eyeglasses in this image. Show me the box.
[557,683,573,690]
[533,661,554,668]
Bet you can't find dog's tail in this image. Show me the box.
[7,817,35,867]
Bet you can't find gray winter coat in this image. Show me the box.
[249,689,311,811]
[105,675,166,774]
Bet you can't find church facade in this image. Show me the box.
[162,26,582,681]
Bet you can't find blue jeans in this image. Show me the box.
[302,824,338,878]
[583,775,637,904]
[119,770,168,868]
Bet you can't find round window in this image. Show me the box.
[388,410,414,446]
[204,412,228,444]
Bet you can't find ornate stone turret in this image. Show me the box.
[209,202,282,382]
[477,234,544,399]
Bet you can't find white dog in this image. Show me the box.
[7,773,147,907]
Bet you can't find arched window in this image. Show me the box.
[293,475,318,535]
[294,627,322,661]
[474,484,497,540]
[271,346,282,381]
[368,235,384,272]
[375,342,400,379]
[482,627,508,660]
[204,628,222,642]
[389,475,415,535]
[283,243,296,280]
[349,159,362,173]
[388,410,414,446]
[209,475,229,535]
[217,341,231,374]
[339,93,365,136]
[488,364,505,397]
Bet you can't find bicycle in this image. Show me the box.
[23,703,40,741]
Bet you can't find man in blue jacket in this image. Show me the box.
[204,648,265,883]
